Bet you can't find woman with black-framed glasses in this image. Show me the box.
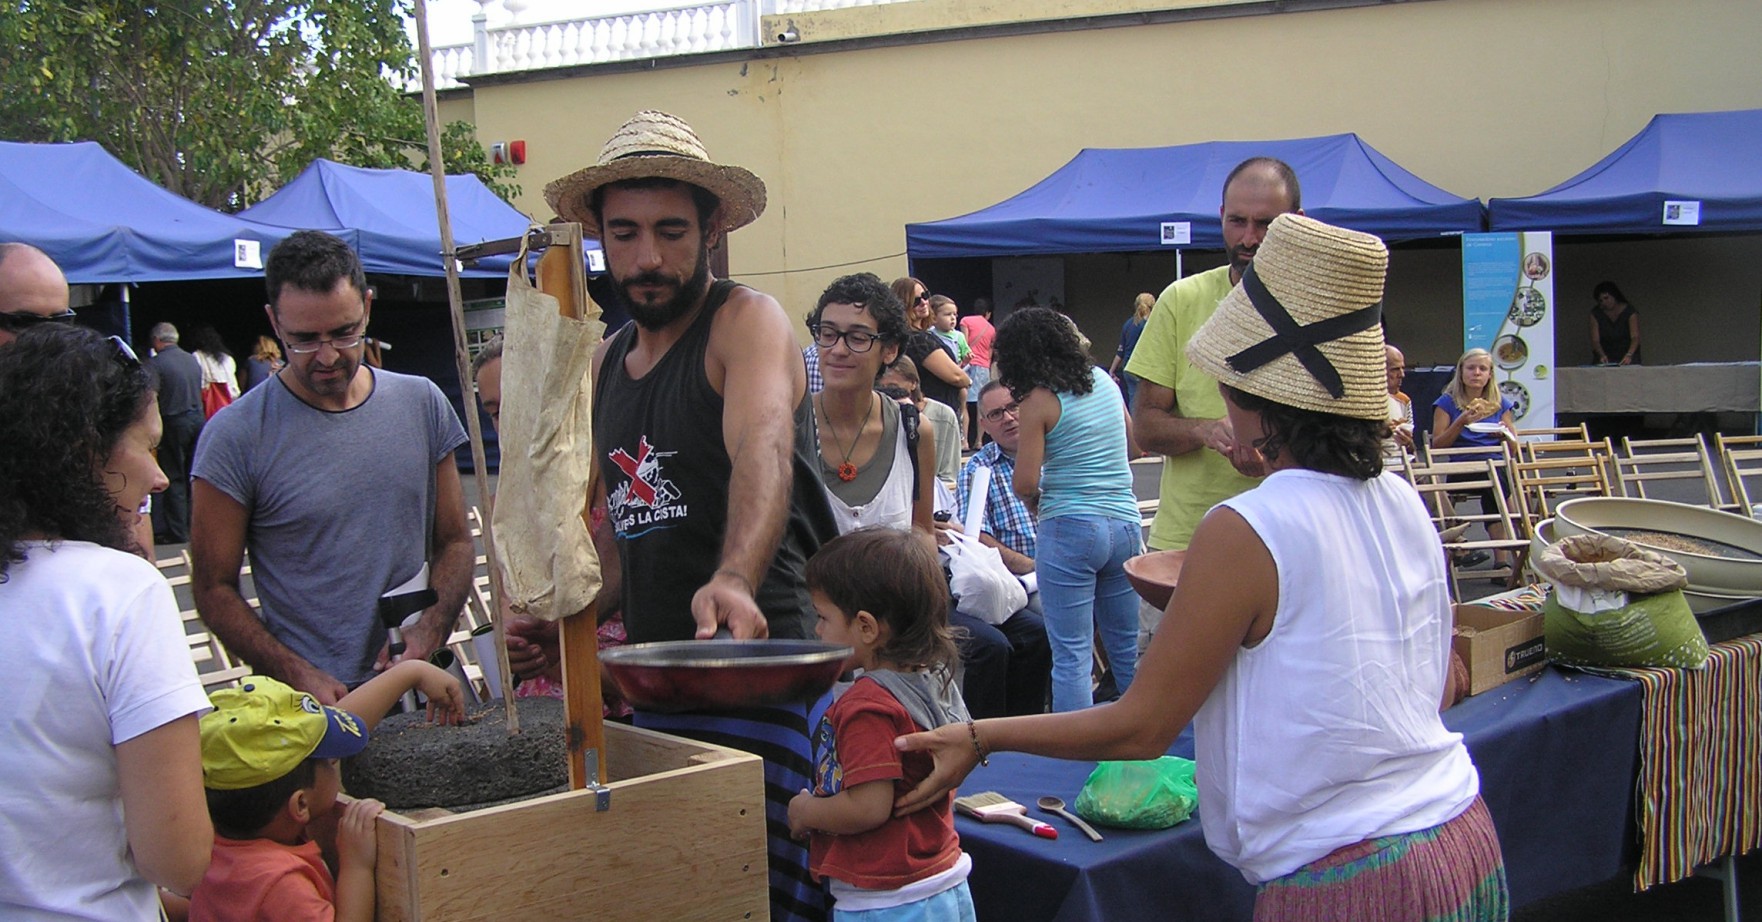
[0,324,212,918]
[809,273,938,535]
[892,276,970,418]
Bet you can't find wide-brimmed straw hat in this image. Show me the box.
[544,110,767,236]
[1186,213,1389,420]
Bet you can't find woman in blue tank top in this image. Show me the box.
[994,308,1143,712]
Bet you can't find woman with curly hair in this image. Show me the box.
[899,217,1505,922]
[0,325,213,917]
[993,307,1141,712]
[810,273,938,535]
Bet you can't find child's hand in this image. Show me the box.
[337,798,385,870]
[413,662,466,725]
[787,789,816,841]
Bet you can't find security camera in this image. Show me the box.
[777,20,800,43]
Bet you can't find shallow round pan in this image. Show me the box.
[599,639,851,713]
[1124,549,1187,611]
[1554,497,1762,596]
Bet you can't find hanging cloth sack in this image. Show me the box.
[490,232,605,620]
[1533,533,1709,669]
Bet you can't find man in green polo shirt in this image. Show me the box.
[1126,158,1302,551]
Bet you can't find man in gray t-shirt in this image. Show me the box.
[189,231,471,702]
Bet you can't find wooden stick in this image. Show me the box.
[411,0,520,731]
[534,228,607,788]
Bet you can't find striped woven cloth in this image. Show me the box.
[1598,634,1762,890]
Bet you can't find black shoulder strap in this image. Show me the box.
[898,401,921,500]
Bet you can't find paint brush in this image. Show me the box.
[953,791,1059,839]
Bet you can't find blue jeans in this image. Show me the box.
[1035,514,1142,712]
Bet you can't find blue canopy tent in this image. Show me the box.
[1488,109,1762,234]
[236,159,577,277]
[905,133,1484,259]
[0,140,289,283]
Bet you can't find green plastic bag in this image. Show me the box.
[1073,756,1198,830]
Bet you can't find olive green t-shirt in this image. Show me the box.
[1125,265,1264,550]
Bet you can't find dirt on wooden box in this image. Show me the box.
[344,697,566,810]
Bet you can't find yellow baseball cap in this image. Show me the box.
[200,676,370,791]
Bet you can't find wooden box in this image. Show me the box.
[375,720,768,921]
[1452,603,1547,697]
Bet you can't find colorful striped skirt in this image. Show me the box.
[1253,796,1509,922]
[637,694,834,922]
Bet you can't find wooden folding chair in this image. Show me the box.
[1510,452,1615,537]
[1408,457,1531,600]
[1715,433,1762,517]
[1515,422,1591,443]
[1615,434,1727,507]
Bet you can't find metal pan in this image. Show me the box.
[599,639,852,713]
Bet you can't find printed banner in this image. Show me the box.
[1461,232,1555,430]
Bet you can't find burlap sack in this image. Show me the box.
[1535,534,1707,669]
[489,240,605,621]
[1532,533,1687,594]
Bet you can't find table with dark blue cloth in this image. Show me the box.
[954,666,1642,921]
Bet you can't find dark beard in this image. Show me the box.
[1228,245,1255,274]
[618,247,713,331]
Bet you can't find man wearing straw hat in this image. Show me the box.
[1127,158,1302,552]
[546,110,837,922]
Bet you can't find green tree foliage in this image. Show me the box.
[0,1,519,210]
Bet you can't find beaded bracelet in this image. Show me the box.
[967,719,989,767]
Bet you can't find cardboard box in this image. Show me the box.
[374,720,768,921]
[1451,603,1547,696]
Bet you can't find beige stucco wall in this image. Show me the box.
[462,0,1762,365]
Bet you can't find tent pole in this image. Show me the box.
[411,0,521,732]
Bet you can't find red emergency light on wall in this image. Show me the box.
[490,140,527,165]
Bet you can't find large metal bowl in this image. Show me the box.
[1553,497,1762,596]
[599,639,852,713]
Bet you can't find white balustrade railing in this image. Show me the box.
[768,0,896,13]
[421,0,909,88]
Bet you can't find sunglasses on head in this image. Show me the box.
[0,308,77,331]
[108,335,141,369]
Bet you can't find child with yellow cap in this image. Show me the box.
[189,661,464,922]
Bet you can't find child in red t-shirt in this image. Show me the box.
[788,528,977,920]
[189,663,465,922]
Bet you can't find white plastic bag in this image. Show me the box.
[943,530,1027,626]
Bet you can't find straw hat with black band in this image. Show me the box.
[544,110,767,237]
[1186,213,1389,421]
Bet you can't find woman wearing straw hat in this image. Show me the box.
[896,215,1507,921]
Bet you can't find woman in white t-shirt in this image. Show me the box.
[896,216,1507,921]
[0,326,212,920]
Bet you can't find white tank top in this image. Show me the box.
[1198,469,1480,884]
[824,411,915,534]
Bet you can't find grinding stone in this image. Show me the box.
[343,697,568,810]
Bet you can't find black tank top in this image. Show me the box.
[594,280,837,643]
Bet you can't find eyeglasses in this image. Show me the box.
[811,323,881,353]
[915,292,931,304]
[981,401,1020,424]
[282,329,366,354]
[107,335,140,369]
[0,308,77,331]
